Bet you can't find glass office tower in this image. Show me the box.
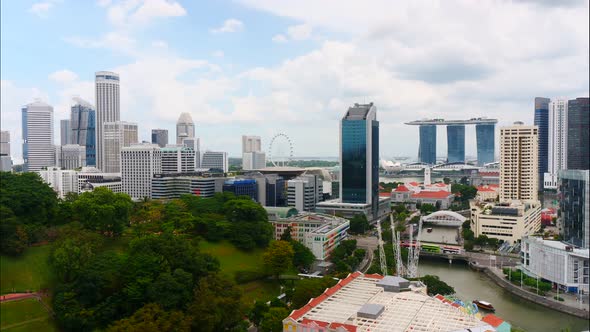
[418,125,436,164]
[559,170,589,249]
[340,103,379,210]
[70,99,97,166]
[476,123,495,165]
[447,125,465,163]
[567,97,590,170]
[534,97,550,185]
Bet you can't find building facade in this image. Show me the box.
[151,173,226,199]
[534,97,550,189]
[476,123,495,166]
[418,125,436,165]
[544,99,568,189]
[38,167,78,198]
[151,129,168,148]
[121,144,161,200]
[70,98,96,166]
[559,170,589,249]
[201,151,228,172]
[567,97,590,170]
[0,130,11,171]
[288,174,323,211]
[521,236,589,295]
[223,178,258,201]
[95,71,120,171]
[242,135,266,170]
[77,167,122,193]
[176,112,195,144]
[470,200,541,244]
[161,146,196,173]
[499,122,538,202]
[446,125,465,163]
[55,144,86,170]
[22,101,55,172]
[60,119,71,145]
[103,121,138,173]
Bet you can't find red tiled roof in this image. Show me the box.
[411,191,452,199]
[379,192,392,197]
[329,322,358,331]
[482,314,505,327]
[477,186,496,192]
[408,181,420,186]
[301,319,330,327]
[394,185,410,192]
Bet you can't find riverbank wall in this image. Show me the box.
[481,266,589,319]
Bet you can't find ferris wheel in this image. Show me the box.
[268,133,294,167]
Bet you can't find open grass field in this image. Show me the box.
[0,298,57,332]
[198,240,265,276]
[0,246,55,294]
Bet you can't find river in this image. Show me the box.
[418,258,589,332]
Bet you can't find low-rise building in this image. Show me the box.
[151,173,226,199]
[77,167,121,193]
[283,272,496,332]
[38,167,78,198]
[476,184,499,202]
[223,178,258,201]
[270,212,349,260]
[315,197,391,222]
[521,236,589,295]
[287,174,323,211]
[411,190,454,209]
[470,200,541,244]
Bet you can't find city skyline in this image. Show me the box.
[1,0,589,163]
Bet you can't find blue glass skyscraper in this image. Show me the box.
[567,97,590,170]
[418,125,436,164]
[340,103,379,213]
[70,98,96,166]
[534,97,550,186]
[476,124,495,165]
[446,125,465,163]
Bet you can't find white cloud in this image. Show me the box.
[210,19,244,33]
[106,0,186,27]
[97,0,112,7]
[272,34,287,43]
[286,23,312,40]
[49,70,79,84]
[151,40,168,48]
[29,1,61,17]
[64,32,138,56]
[211,50,225,57]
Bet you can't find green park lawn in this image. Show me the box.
[0,298,57,332]
[198,240,265,276]
[0,246,55,294]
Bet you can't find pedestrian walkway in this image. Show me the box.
[0,292,39,302]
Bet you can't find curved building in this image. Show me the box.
[95,71,120,171]
[176,112,195,144]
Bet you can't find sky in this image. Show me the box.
[1,0,589,163]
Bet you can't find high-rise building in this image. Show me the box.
[151,129,168,148]
[534,97,550,187]
[70,98,96,166]
[544,99,568,189]
[418,125,436,165]
[201,151,228,172]
[60,119,71,145]
[559,169,589,249]
[55,144,86,170]
[161,146,196,173]
[176,112,195,144]
[242,135,266,170]
[0,130,11,171]
[340,103,379,209]
[265,174,286,207]
[475,123,495,165]
[121,144,161,200]
[22,100,55,172]
[499,122,538,202]
[95,71,120,171]
[446,125,465,163]
[567,97,590,170]
[287,174,323,211]
[103,121,138,173]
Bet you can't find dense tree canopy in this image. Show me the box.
[263,240,295,278]
[420,275,455,296]
[349,214,370,234]
[72,187,133,237]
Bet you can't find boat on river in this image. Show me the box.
[473,300,495,312]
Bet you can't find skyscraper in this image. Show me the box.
[475,123,495,165]
[151,129,168,148]
[287,174,323,211]
[121,143,161,200]
[544,99,568,189]
[103,121,138,173]
[0,130,11,171]
[447,124,465,163]
[95,71,120,171]
[70,98,96,166]
[567,97,590,170]
[55,144,86,170]
[201,151,228,172]
[22,100,55,172]
[418,125,436,164]
[161,146,196,173]
[559,169,589,249]
[60,119,71,145]
[499,122,538,202]
[242,135,266,170]
[176,112,195,144]
[340,103,379,214]
[534,97,550,187]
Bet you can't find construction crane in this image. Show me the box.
[406,218,423,278]
[376,217,388,276]
[390,214,405,277]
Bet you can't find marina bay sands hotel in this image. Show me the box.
[405,118,498,166]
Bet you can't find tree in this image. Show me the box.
[72,187,133,237]
[420,275,455,296]
[0,206,28,255]
[291,240,315,270]
[259,307,290,332]
[50,227,104,282]
[474,234,489,246]
[443,177,451,184]
[188,274,243,332]
[349,214,370,234]
[147,269,194,310]
[280,226,293,242]
[291,277,338,308]
[108,303,191,332]
[0,172,59,225]
[420,203,437,215]
[263,241,295,278]
[249,301,270,327]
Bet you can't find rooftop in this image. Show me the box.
[525,237,589,258]
[343,103,375,120]
[177,112,194,124]
[481,314,506,328]
[405,118,498,125]
[285,272,493,332]
[411,191,453,199]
